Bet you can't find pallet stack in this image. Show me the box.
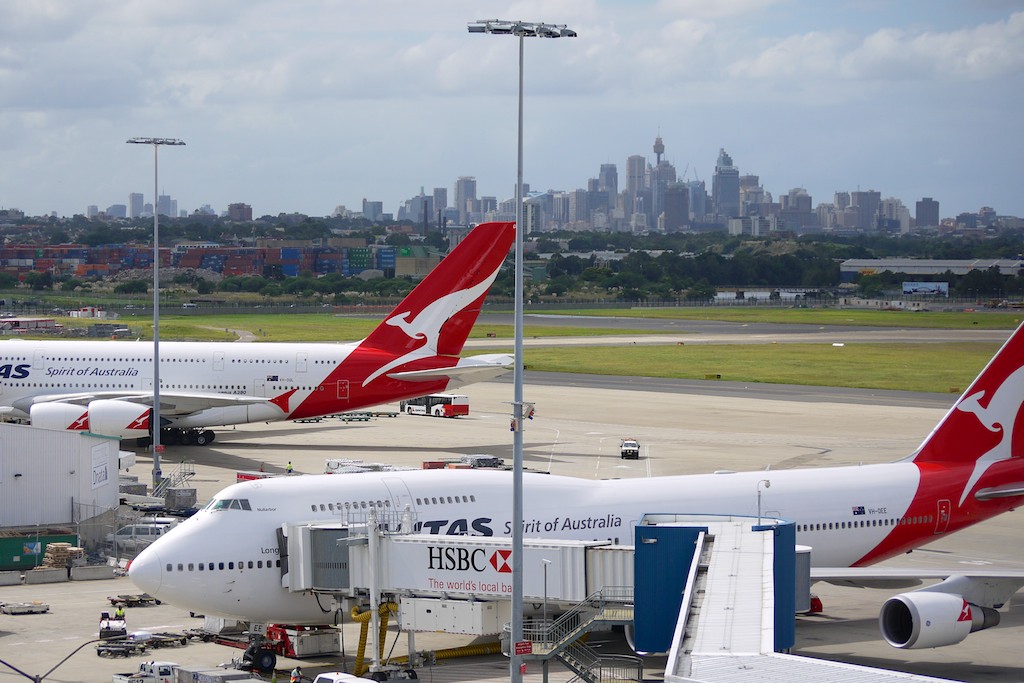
[39,542,85,569]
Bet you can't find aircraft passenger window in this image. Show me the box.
[229,562,235,569]
[328,504,335,511]
[188,563,194,571]
[258,561,263,568]
[431,497,438,504]
[166,564,172,572]
[248,561,253,569]
[177,563,183,571]
[310,505,316,512]
[276,560,281,567]
[360,501,366,509]
[218,563,224,570]
[470,495,476,502]
[415,498,422,505]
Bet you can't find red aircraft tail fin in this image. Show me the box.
[358,221,515,385]
[911,324,1024,504]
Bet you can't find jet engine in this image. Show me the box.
[879,591,1000,649]
[86,400,152,438]
[29,403,91,432]
[30,400,151,439]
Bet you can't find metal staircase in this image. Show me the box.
[152,460,196,497]
[516,587,643,683]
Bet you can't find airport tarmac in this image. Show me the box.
[2,375,1023,682]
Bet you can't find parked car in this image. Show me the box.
[105,524,171,552]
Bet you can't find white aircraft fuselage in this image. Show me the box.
[128,459,1017,625]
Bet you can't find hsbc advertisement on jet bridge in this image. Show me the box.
[374,536,594,603]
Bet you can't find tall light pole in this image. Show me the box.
[126,137,185,487]
[468,19,575,683]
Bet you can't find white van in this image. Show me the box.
[105,523,172,552]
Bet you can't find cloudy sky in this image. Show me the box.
[2,0,1022,220]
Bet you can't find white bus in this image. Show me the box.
[400,393,469,418]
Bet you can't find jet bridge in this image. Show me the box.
[278,513,959,683]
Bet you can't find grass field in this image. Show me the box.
[537,307,1023,330]
[504,342,998,394]
[44,308,1009,394]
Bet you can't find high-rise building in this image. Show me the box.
[686,180,708,221]
[361,199,383,222]
[712,148,740,219]
[916,197,940,227]
[850,190,881,231]
[227,203,253,222]
[663,183,690,233]
[454,177,477,225]
[598,164,618,195]
[880,197,911,233]
[649,136,677,224]
[433,188,447,214]
[129,193,144,219]
[625,155,646,202]
[780,188,816,232]
[156,194,174,218]
[568,188,589,224]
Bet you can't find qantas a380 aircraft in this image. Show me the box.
[131,322,1024,652]
[0,221,516,445]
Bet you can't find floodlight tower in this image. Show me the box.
[467,19,576,683]
[126,136,185,486]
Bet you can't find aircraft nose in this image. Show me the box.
[128,546,162,596]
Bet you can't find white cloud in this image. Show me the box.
[841,11,1024,80]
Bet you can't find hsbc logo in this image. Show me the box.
[489,549,512,573]
[427,546,512,574]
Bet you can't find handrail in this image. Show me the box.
[152,460,196,497]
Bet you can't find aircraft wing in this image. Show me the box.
[812,567,1024,607]
[16,390,275,417]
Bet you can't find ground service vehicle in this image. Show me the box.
[312,674,365,683]
[400,393,469,417]
[111,661,177,683]
[620,438,640,459]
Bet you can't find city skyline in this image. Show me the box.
[1,2,1022,219]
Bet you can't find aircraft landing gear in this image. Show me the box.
[134,429,216,448]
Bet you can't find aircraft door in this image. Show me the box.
[296,352,308,373]
[935,499,951,534]
[336,380,349,400]
[213,351,225,372]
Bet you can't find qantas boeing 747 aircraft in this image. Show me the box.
[130,322,1024,652]
[0,222,516,445]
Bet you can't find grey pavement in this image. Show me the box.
[1,376,1021,682]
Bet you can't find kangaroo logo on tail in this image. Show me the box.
[953,364,1024,505]
[362,270,502,386]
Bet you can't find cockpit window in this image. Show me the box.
[208,498,252,511]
